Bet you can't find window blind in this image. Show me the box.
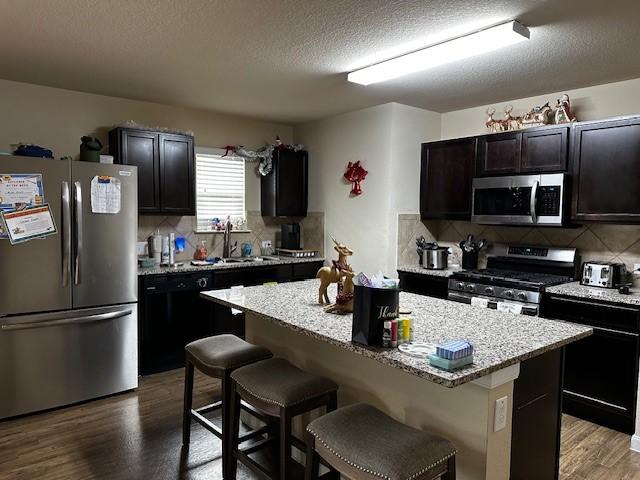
[195,153,245,231]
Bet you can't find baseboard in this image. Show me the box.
[630,434,640,452]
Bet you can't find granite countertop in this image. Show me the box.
[201,279,591,388]
[546,281,640,307]
[397,265,463,278]
[138,256,324,276]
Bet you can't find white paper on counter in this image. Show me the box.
[91,176,121,214]
[497,302,523,315]
[470,297,489,308]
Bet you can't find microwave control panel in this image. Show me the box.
[537,186,561,215]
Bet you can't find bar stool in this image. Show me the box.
[305,403,457,480]
[228,357,339,480]
[182,334,273,477]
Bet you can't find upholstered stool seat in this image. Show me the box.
[231,357,338,412]
[305,403,457,480]
[182,334,273,479]
[228,358,339,479]
[185,334,272,374]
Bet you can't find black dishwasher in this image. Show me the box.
[139,272,230,375]
[541,294,640,433]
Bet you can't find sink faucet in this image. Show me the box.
[223,218,237,258]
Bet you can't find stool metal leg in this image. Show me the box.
[182,360,195,446]
[221,371,232,479]
[227,382,241,480]
[279,407,293,480]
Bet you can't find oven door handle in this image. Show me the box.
[530,180,539,224]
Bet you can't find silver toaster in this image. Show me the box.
[581,262,628,288]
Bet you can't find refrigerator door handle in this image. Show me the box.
[74,181,83,285]
[61,181,71,287]
[0,309,132,331]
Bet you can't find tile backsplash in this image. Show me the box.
[397,213,640,272]
[138,211,324,261]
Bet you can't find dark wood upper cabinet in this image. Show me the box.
[159,133,194,215]
[476,131,521,176]
[109,128,195,215]
[420,138,476,220]
[571,116,640,223]
[476,126,569,176]
[261,149,308,217]
[521,126,569,173]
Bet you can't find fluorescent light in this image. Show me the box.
[347,20,530,85]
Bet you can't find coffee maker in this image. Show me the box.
[281,223,301,250]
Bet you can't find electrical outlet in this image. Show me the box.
[494,396,508,432]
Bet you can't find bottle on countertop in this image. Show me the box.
[382,321,392,348]
[391,319,398,348]
[161,235,170,264]
[169,232,176,266]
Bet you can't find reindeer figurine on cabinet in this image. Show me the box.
[316,237,353,305]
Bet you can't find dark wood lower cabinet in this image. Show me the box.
[511,349,564,480]
[138,261,322,375]
[541,293,640,433]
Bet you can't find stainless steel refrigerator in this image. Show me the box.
[0,156,138,419]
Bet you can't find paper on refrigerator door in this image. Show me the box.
[90,176,121,214]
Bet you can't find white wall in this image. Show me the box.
[0,79,293,211]
[388,104,442,269]
[295,102,440,275]
[441,77,640,139]
[296,104,394,274]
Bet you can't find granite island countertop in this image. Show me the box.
[546,281,640,307]
[201,279,591,388]
[397,265,463,278]
[138,256,324,276]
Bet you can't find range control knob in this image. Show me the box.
[517,292,528,301]
[484,287,494,295]
[505,290,514,298]
[197,277,208,288]
[457,282,465,290]
[466,284,475,292]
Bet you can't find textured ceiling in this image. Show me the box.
[1,0,640,124]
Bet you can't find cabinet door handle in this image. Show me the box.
[593,326,639,338]
[564,389,628,412]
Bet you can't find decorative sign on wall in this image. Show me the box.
[344,161,368,196]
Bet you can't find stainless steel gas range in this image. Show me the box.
[448,244,579,316]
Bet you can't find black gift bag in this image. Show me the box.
[351,285,400,346]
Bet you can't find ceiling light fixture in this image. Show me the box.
[347,20,530,86]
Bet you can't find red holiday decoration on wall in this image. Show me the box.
[344,161,368,196]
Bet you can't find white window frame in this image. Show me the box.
[195,147,248,233]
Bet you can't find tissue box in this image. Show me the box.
[436,340,473,360]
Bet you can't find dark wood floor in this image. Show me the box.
[2,369,639,479]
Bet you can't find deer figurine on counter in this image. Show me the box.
[324,268,355,314]
[316,237,353,305]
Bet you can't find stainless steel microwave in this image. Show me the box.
[471,173,567,226]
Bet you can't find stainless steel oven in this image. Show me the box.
[472,173,567,226]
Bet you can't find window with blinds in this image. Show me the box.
[195,152,246,232]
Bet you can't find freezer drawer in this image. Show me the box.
[0,304,138,419]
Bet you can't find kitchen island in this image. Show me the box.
[201,279,591,480]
